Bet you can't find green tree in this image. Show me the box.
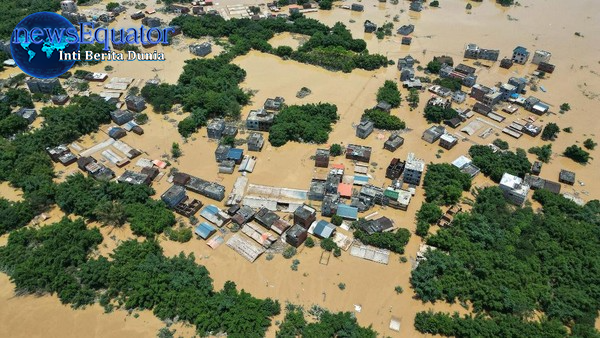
[171,142,182,158]
[541,122,560,140]
[493,138,509,150]
[330,143,343,156]
[469,145,531,182]
[268,103,338,147]
[376,80,402,107]
[283,246,297,258]
[305,237,315,248]
[320,237,338,251]
[221,135,235,147]
[408,88,420,108]
[560,103,571,111]
[106,2,120,11]
[528,144,552,163]
[430,0,440,7]
[362,109,406,130]
[94,201,127,228]
[426,59,442,74]
[563,145,590,164]
[354,228,411,254]
[424,105,459,123]
[331,215,343,226]
[583,138,597,150]
[319,0,333,10]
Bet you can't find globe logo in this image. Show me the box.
[10,12,80,79]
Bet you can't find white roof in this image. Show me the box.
[452,155,472,169]
[440,133,458,143]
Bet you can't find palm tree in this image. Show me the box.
[94,201,126,228]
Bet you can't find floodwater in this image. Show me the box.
[1,0,600,336]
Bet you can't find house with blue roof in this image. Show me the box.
[227,148,244,164]
[512,46,530,65]
[195,222,216,239]
[336,204,359,220]
[313,220,336,239]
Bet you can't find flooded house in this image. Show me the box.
[189,42,212,57]
[294,204,317,229]
[315,148,330,168]
[346,144,372,163]
[286,224,308,247]
[207,119,225,139]
[384,133,404,152]
[385,158,405,180]
[247,132,265,152]
[246,108,274,131]
[512,46,530,64]
[356,120,374,139]
[422,125,446,143]
[403,153,425,185]
[499,173,530,205]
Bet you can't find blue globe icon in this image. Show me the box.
[10,12,80,79]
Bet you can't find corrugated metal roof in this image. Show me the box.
[195,222,216,239]
[336,204,358,220]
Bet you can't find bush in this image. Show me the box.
[560,103,571,111]
[362,109,406,130]
[275,46,294,57]
[305,237,315,248]
[583,138,596,150]
[376,80,402,107]
[166,227,193,243]
[426,59,442,74]
[333,247,341,257]
[394,286,403,294]
[330,143,343,156]
[563,145,590,164]
[269,103,338,147]
[320,238,338,251]
[331,215,343,226]
[541,122,560,140]
[135,113,149,125]
[430,0,440,7]
[433,77,462,91]
[319,0,333,10]
[493,138,509,150]
[338,283,346,290]
[528,144,552,163]
[354,229,411,254]
[283,246,297,259]
[171,142,182,158]
[424,105,459,124]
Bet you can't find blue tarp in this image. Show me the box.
[195,222,216,239]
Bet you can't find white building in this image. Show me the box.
[403,153,425,186]
[499,173,530,206]
[531,50,551,65]
[61,0,78,12]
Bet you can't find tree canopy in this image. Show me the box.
[376,80,402,108]
[411,187,600,337]
[468,145,531,182]
[268,103,338,147]
[423,163,472,205]
[424,105,459,123]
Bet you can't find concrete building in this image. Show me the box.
[508,77,527,94]
[559,169,576,185]
[439,133,458,150]
[125,95,146,112]
[294,204,317,229]
[26,78,61,94]
[351,3,364,11]
[452,91,467,104]
[15,108,37,124]
[499,173,530,205]
[215,144,231,162]
[384,133,404,152]
[161,185,187,208]
[142,16,162,28]
[61,0,78,12]
[189,42,212,57]
[397,24,415,35]
[512,46,530,64]
[531,50,551,65]
[403,153,425,185]
[499,83,517,101]
[364,20,377,33]
[246,108,274,131]
[110,110,134,126]
[397,55,415,70]
[263,97,285,112]
[410,0,423,12]
[346,144,372,163]
[247,132,265,151]
[422,125,445,143]
[356,120,374,139]
[315,148,330,168]
[286,224,307,247]
[470,84,492,102]
[207,119,225,139]
[386,158,405,180]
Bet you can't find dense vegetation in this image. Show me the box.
[171,14,389,73]
[411,188,600,337]
[541,122,560,140]
[468,145,531,182]
[434,77,463,91]
[276,304,376,337]
[424,105,459,123]
[0,0,61,39]
[0,95,114,235]
[376,80,402,108]
[0,221,281,336]
[528,144,552,163]
[584,138,597,150]
[426,59,442,74]
[362,109,406,130]
[423,164,472,205]
[353,219,411,254]
[492,138,509,150]
[415,202,443,237]
[564,145,590,164]
[268,103,338,147]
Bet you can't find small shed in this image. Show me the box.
[313,220,336,239]
[195,222,216,239]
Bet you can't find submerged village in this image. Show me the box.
[0,0,599,337]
